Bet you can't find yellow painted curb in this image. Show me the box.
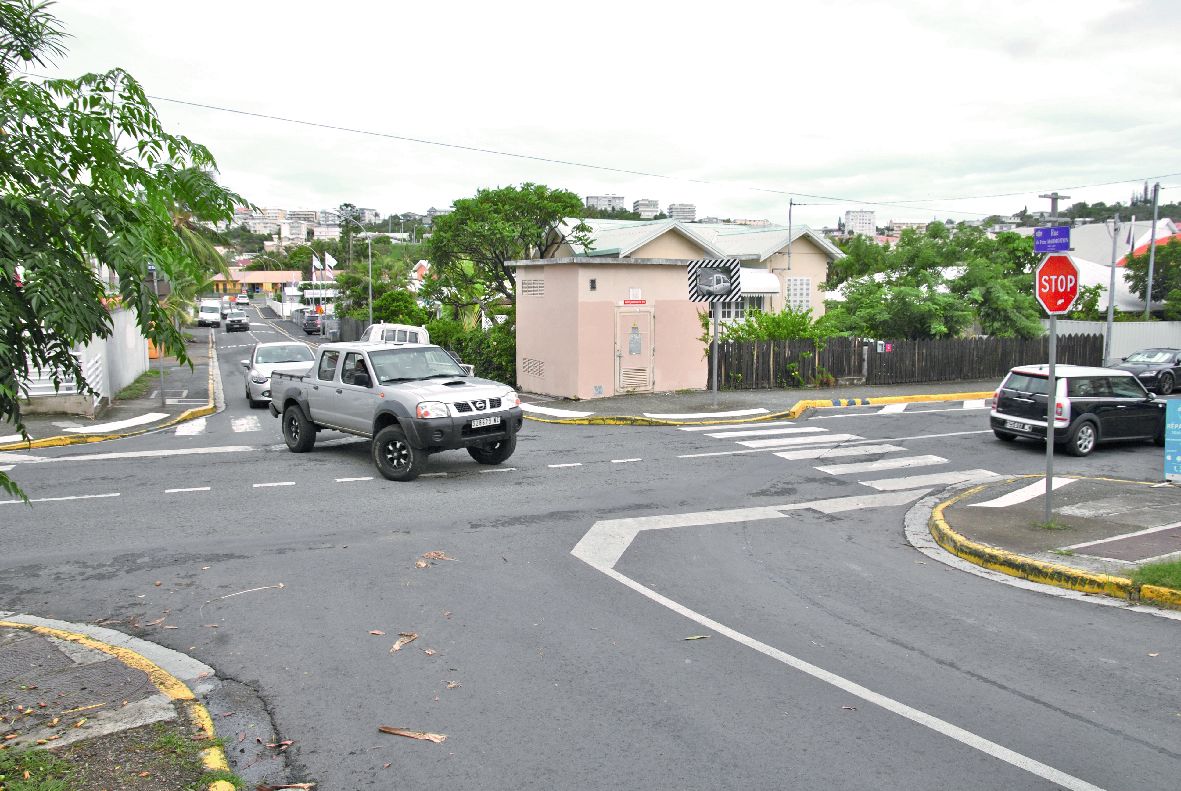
[0,335,218,452]
[928,479,1181,610]
[0,620,234,790]
[524,390,995,427]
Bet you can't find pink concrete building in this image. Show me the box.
[511,218,844,400]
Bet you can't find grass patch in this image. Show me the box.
[115,370,161,401]
[1034,519,1071,531]
[0,747,73,790]
[1133,559,1181,590]
[199,769,244,789]
[1048,548,1075,556]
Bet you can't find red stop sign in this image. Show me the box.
[1035,253,1079,315]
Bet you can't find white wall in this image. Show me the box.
[1045,320,1181,362]
[104,308,150,394]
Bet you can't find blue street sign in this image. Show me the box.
[1165,400,1181,483]
[1033,226,1071,253]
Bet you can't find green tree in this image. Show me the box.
[426,183,591,305]
[1124,240,1181,309]
[0,0,245,498]
[371,290,428,325]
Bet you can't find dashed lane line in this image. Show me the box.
[253,481,295,488]
[611,458,642,463]
[164,486,211,493]
[335,476,373,483]
[548,463,583,468]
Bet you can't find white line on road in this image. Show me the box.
[678,420,796,432]
[520,403,594,418]
[420,472,449,478]
[1062,520,1181,551]
[969,478,1076,508]
[737,433,861,449]
[63,413,169,433]
[611,458,642,463]
[1,492,121,505]
[963,399,988,409]
[774,444,906,461]
[253,481,295,488]
[41,445,254,464]
[863,469,1000,491]
[335,476,373,483]
[174,418,206,436]
[164,486,211,493]
[643,408,769,419]
[678,431,990,459]
[574,494,1107,791]
[812,407,986,419]
[705,426,825,439]
[878,403,908,414]
[548,463,583,468]
[479,467,516,474]
[231,416,261,433]
[815,454,948,476]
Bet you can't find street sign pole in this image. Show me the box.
[1044,314,1056,524]
[710,301,719,405]
[151,266,166,408]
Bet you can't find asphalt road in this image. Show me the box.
[1,311,1178,790]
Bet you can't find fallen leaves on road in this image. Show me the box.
[390,633,418,652]
[264,739,294,752]
[445,680,461,690]
[422,648,438,657]
[683,635,709,641]
[421,551,456,561]
[378,726,446,744]
[414,559,429,569]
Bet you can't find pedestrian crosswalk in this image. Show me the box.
[174,415,262,436]
[809,399,990,419]
[679,419,997,493]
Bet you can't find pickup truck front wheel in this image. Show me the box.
[282,405,316,453]
[467,433,516,465]
[373,425,423,481]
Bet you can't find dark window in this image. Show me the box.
[1067,377,1106,398]
[589,278,597,291]
[1107,376,1147,398]
[342,352,368,385]
[1003,373,1049,395]
[317,350,340,381]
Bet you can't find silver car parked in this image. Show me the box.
[242,341,316,407]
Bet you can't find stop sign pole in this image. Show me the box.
[1035,253,1080,523]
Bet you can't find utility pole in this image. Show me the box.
[1105,215,1120,363]
[1039,191,1071,221]
[787,199,807,272]
[1144,182,1160,319]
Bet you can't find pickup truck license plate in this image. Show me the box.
[470,416,501,429]
[1003,420,1026,430]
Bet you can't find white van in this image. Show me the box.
[197,300,221,328]
[358,323,430,345]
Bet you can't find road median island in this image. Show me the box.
[929,479,1181,610]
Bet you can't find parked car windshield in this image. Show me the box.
[369,347,466,382]
[256,344,314,364]
[1125,349,1173,363]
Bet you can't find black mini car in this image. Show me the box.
[990,364,1165,456]
[225,310,250,332]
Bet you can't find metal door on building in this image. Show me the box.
[615,309,654,393]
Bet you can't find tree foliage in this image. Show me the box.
[370,289,428,326]
[426,183,590,307]
[0,0,245,497]
[1124,240,1181,310]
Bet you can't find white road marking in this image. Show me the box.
[520,403,594,418]
[774,444,906,461]
[1,492,121,505]
[705,426,825,439]
[253,481,295,488]
[812,406,986,419]
[165,486,211,493]
[420,472,449,478]
[576,494,1107,791]
[963,399,988,409]
[0,434,23,443]
[878,403,908,414]
[548,463,583,468]
[37,446,254,464]
[678,430,990,459]
[679,420,795,432]
[0,465,11,472]
[479,467,516,474]
[63,412,169,433]
[643,408,769,419]
[737,433,861,449]
[1062,520,1181,551]
[969,478,1076,508]
[174,418,206,436]
[231,416,262,433]
[863,469,1000,491]
[816,455,948,476]
[335,476,373,483]
[611,458,642,463]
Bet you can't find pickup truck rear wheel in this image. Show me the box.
[468,433,516,465]
[373,425,423,481]
[282,405,316,453]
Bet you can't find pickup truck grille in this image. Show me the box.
[452,398,502,414]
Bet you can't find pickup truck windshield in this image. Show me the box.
[369,347,466,382]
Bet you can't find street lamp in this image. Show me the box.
[341,215,373,326]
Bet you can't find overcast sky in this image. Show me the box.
[37,0,1181,228]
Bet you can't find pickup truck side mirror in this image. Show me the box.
[354,373,372,388]
[240,360,249,369]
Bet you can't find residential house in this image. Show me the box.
[211,267,303,298]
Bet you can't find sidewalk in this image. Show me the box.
[927,476,1181,611]
[0,336,217,451]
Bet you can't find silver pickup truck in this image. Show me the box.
[268,341,523,481]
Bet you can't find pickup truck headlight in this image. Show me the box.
[503,390,521,407]
[250,372,269,384]
[416,401,449,419]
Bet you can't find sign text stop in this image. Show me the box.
[1035,253,1079,315]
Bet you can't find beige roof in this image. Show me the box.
[565,218,844,262]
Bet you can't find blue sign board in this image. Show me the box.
[1034,226,1071,253]
[1165,400,1181,483]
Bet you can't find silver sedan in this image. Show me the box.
[242,341,315,407]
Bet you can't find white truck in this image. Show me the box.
[268,341,522,481]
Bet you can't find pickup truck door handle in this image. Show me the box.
[312,385,318,391]
[336,389,343,394]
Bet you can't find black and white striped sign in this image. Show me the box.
[687,258,743,302]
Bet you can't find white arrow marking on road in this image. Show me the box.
[815,454,947,476]
[572,493,1106,791]
[62,412,169,433]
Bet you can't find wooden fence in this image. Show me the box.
[713,334,1103,389]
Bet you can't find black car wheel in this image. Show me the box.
[282,405,316,453]
[1158,372,1175,395]
[468,433,517,465]
[1065,420,1098,457]
[373,426,423,481]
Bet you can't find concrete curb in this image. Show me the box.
[524,390,995,427]
[0,334,219,451]
[0,617,234,791]
[928,476,1181,610]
